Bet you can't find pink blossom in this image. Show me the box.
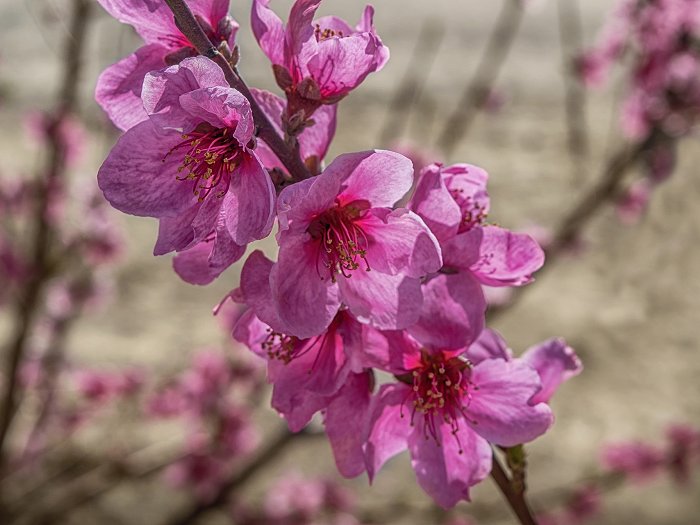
[98,57,275,285]
[409,163,545,288]
[363,320,555,507]
[251,0,388,123]
[616,179,652,225]
[467,329,582,405]
[240,150,442,339]
[564,485,602,524]
[73,367,144,403]
[165,447,226,502]
[406,163,545,348]
[25,111,86,167]
[95,0,238,130]
[601,441,666,483]
[666,423,700,483]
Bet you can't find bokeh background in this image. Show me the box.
[1,0,699,523]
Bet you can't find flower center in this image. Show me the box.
[261,328,329,367]
[307,203,371,282]
[314,24,345,41]
[449,187,488,232]
[164,124,242,202]
[400,353,474,451]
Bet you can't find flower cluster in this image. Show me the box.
[148,348,261,501]
[95,0,582,508]
[577,0,700,222]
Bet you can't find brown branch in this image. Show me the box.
[377,19,444,145]
[437,0,524,156]
[487,137,653,320]
[557,0,589,180]
[162,0,311,182]
[490,450,539,525]
[166,429,308,525]
[0,0,91,480]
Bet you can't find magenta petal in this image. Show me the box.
[355,5,389,69]
[361,208,442,278]
[467,359,554,446]
[352,327,422,375]
[409,163,463,243]
[277,172,341,233]
[470,226,545,287]
[272,234,341,339]
[408,423,492,508]
[409,273,486,350]
[309,33,385,97]
[337,269,423,331]
[232,309,270,359]
[154,207,198,255]
[521,338,582,404]
[285,0,322,76]
[467,328,513,365]
[267,325,349,397]
[142,56,228,130]
[271,384,327,432]
[331,150,414,208]
[222,153,275,245]
[239,250,285,330]
[95,44,167,131]
[442,228,483,270]
[95,0,180,46]
[172,227,245,285]
[364,384,412,481]
[251,0,286,66]
[324,372,372,478]
[98,121,197,218]
[178,86,254,142]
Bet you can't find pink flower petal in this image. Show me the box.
[95,44,167,131]
[272,233,341,339]
[337,269,423,331]
[470,226,545,287]
[222,153,275,245]
[409,273,486,350]
[521,338,582,404]
[251,0,286,66]
[467,358,553,446]
[364,384,412,481]
[97,121,197,218]
[408,422,492,508]
[324,372,372,478]
[361,208,442,278]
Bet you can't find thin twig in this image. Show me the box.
[437,0,524,156]
[162,0,311,182]
[557,0,589,181]
[377,20,444,145]
[0,0,91,479]
[490,450,539,525]
[166,429,308,525]
[487,137,652,320]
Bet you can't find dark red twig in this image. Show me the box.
[490,450,539,525]
[166,428,308,525]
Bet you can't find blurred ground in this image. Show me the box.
[1,0,700,523]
